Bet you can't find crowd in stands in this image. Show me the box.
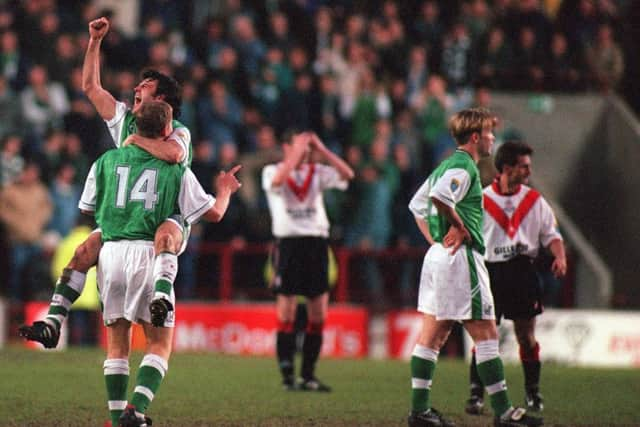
[0,0,630,305]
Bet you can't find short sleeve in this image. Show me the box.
[78,162,98,212]
[169,126,191,165]
[409,178,432,218]
[179,168,215,224]
[104,101,128,148]
[538,197,563,247]
[262,164,282,194]
[428,168,471,208]
[316,164,348,191]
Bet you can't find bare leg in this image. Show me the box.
[149,221,184,327]
[19,231,102,347]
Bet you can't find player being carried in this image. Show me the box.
[80,100,241,427]
[20,17,191,348]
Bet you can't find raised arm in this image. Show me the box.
[309,133,354,181]
[270,133,310,188]
[82,17,117,120]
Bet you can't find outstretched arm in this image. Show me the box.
[202,165,242,222]
[309,133,354,181]
[82,17,117,120]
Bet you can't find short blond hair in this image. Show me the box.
[448,108,497,146]
[135,100,172,138]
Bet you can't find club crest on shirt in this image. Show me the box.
[504,198,514,215]
[450,178,460,192]
[483,302,494,316]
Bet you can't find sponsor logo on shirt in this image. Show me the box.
[494,243,529,259]
[450,178,460,192]
[286,207,316,219]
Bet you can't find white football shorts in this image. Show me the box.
[418,243,495,321]
[97,240,176,327]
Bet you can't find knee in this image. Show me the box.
[516,331,536,350]
[107,341,130,359]
[277,308,296,323]
[71,240,98,271]
[306,321,324,335]
[419,330,450,350]
[432,333,450,350]
[307,310,327,324]
[146,341,172,361]
[155,230,179,254]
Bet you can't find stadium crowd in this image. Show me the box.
[0,0,630,306]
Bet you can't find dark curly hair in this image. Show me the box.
[494,140,533,173]
[140,68,182,119]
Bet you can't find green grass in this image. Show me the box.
[0,346,638,426]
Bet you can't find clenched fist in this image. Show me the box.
[89,17,109,40]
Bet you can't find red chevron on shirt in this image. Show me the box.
[287,163,315,201]
[483,188,540,238]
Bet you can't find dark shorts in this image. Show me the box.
[487,256,543,323]
[271,237,329,298]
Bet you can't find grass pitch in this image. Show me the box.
[0,346,638,427]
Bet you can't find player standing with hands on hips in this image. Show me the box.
[262,131,354,392]
[465,141,566,416]
[407,109,543,427]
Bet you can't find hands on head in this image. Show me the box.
[289,131,326,163]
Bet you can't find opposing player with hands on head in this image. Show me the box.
[20,16,194,349]
[262,131,354,392]
[79,100,240,427]
[465,141,566,416]
[406,109,543,427]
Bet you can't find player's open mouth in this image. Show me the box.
[134,96,142,104]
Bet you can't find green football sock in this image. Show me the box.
[410,345,438,413]
[152,252,177,300]
[46,268,87,330]
[130,354,168,414]
[477,356,511,415]
[104,358,129,427]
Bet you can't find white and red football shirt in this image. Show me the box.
[262,162,348,238]
[483,180,562,262]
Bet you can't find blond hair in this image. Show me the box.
[135,100,172,138]
[448,108,497,146]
